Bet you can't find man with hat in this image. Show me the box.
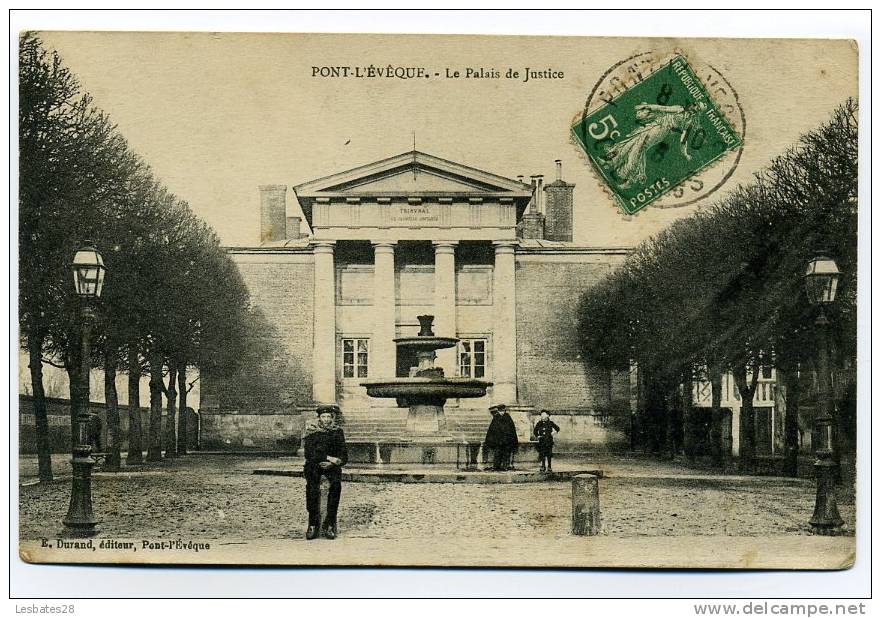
[303,404,348,540]
[498,404,520,470]
[484,407,507,471]
[485,404,519,471]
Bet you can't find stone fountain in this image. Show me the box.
[361,314,492,441]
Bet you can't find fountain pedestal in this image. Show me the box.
[407,404,448,435]
[361,315,492,452]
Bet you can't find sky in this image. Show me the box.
[36,32,858,249]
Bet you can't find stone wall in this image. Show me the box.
[18,394,197,454]
[514,254,629,449]
[199,411,306,451]
[526,410,628,453]
[515,256,616,410]
[201,253,314,413]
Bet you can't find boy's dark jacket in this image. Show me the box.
[533,418,561,445]
[303,420,349,467]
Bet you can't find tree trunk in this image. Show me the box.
[27,332,53,483]
[682,378,696,463]
[126,345,143,465]
[634,364,645,452]
[781,364,801,477]
[643,372,665,454]
[65,344,82,453]
[663,390,676,460]
[708,362,724,467]
[164,360,178,458]
[146,352,164,462]
[103,347,122,471]
[177,364,188,455]
[733,363,759,474]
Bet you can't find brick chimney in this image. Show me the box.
[286,216,302,240]
[544,160,573,242]
[518,175,545,240]
[259,185,287,242]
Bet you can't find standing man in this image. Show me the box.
[498,405,519,470]
[303,404,348,540]
[484,407,507,471]
[533,410,561,472]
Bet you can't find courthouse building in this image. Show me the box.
[199,151,633,451]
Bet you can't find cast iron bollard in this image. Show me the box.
[571,473,600,536]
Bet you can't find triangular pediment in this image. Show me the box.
[296,151,531,196]
[293,150,534,226]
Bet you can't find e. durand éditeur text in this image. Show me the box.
[41,538,210,552]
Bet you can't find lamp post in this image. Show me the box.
[62,242,106,537]
[804,252,843,535]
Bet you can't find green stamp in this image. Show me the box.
[572,55,742,215]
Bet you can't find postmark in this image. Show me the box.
[572,52,745,215]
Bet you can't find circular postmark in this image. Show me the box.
[574,49,745,212]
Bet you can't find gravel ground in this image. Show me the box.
[18,455,855,540]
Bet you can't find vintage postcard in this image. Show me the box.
[17,31,859,569]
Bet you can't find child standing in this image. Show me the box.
[533,410,561,472]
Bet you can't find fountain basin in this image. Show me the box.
[361,377,492,402]
[393,335,459,350]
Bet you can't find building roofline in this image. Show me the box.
[224,246,314,254]
[294,150,533,195]
[516,245,631,255]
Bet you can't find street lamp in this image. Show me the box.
[804,252,843,535]
[62,242,106,537]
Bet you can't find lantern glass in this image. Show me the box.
[71,245,106,298]
[804,255,840,305]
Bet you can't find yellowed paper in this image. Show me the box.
[18,32,858,568]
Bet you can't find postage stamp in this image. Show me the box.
[572,54,743,215]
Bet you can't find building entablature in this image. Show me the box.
[225,240,632,258]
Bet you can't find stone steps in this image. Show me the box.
[338,407,492,442]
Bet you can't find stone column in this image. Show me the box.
[433,241,458,376]
[312,240,337,404]
[371,241,397,379]
[493,241,518,403]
